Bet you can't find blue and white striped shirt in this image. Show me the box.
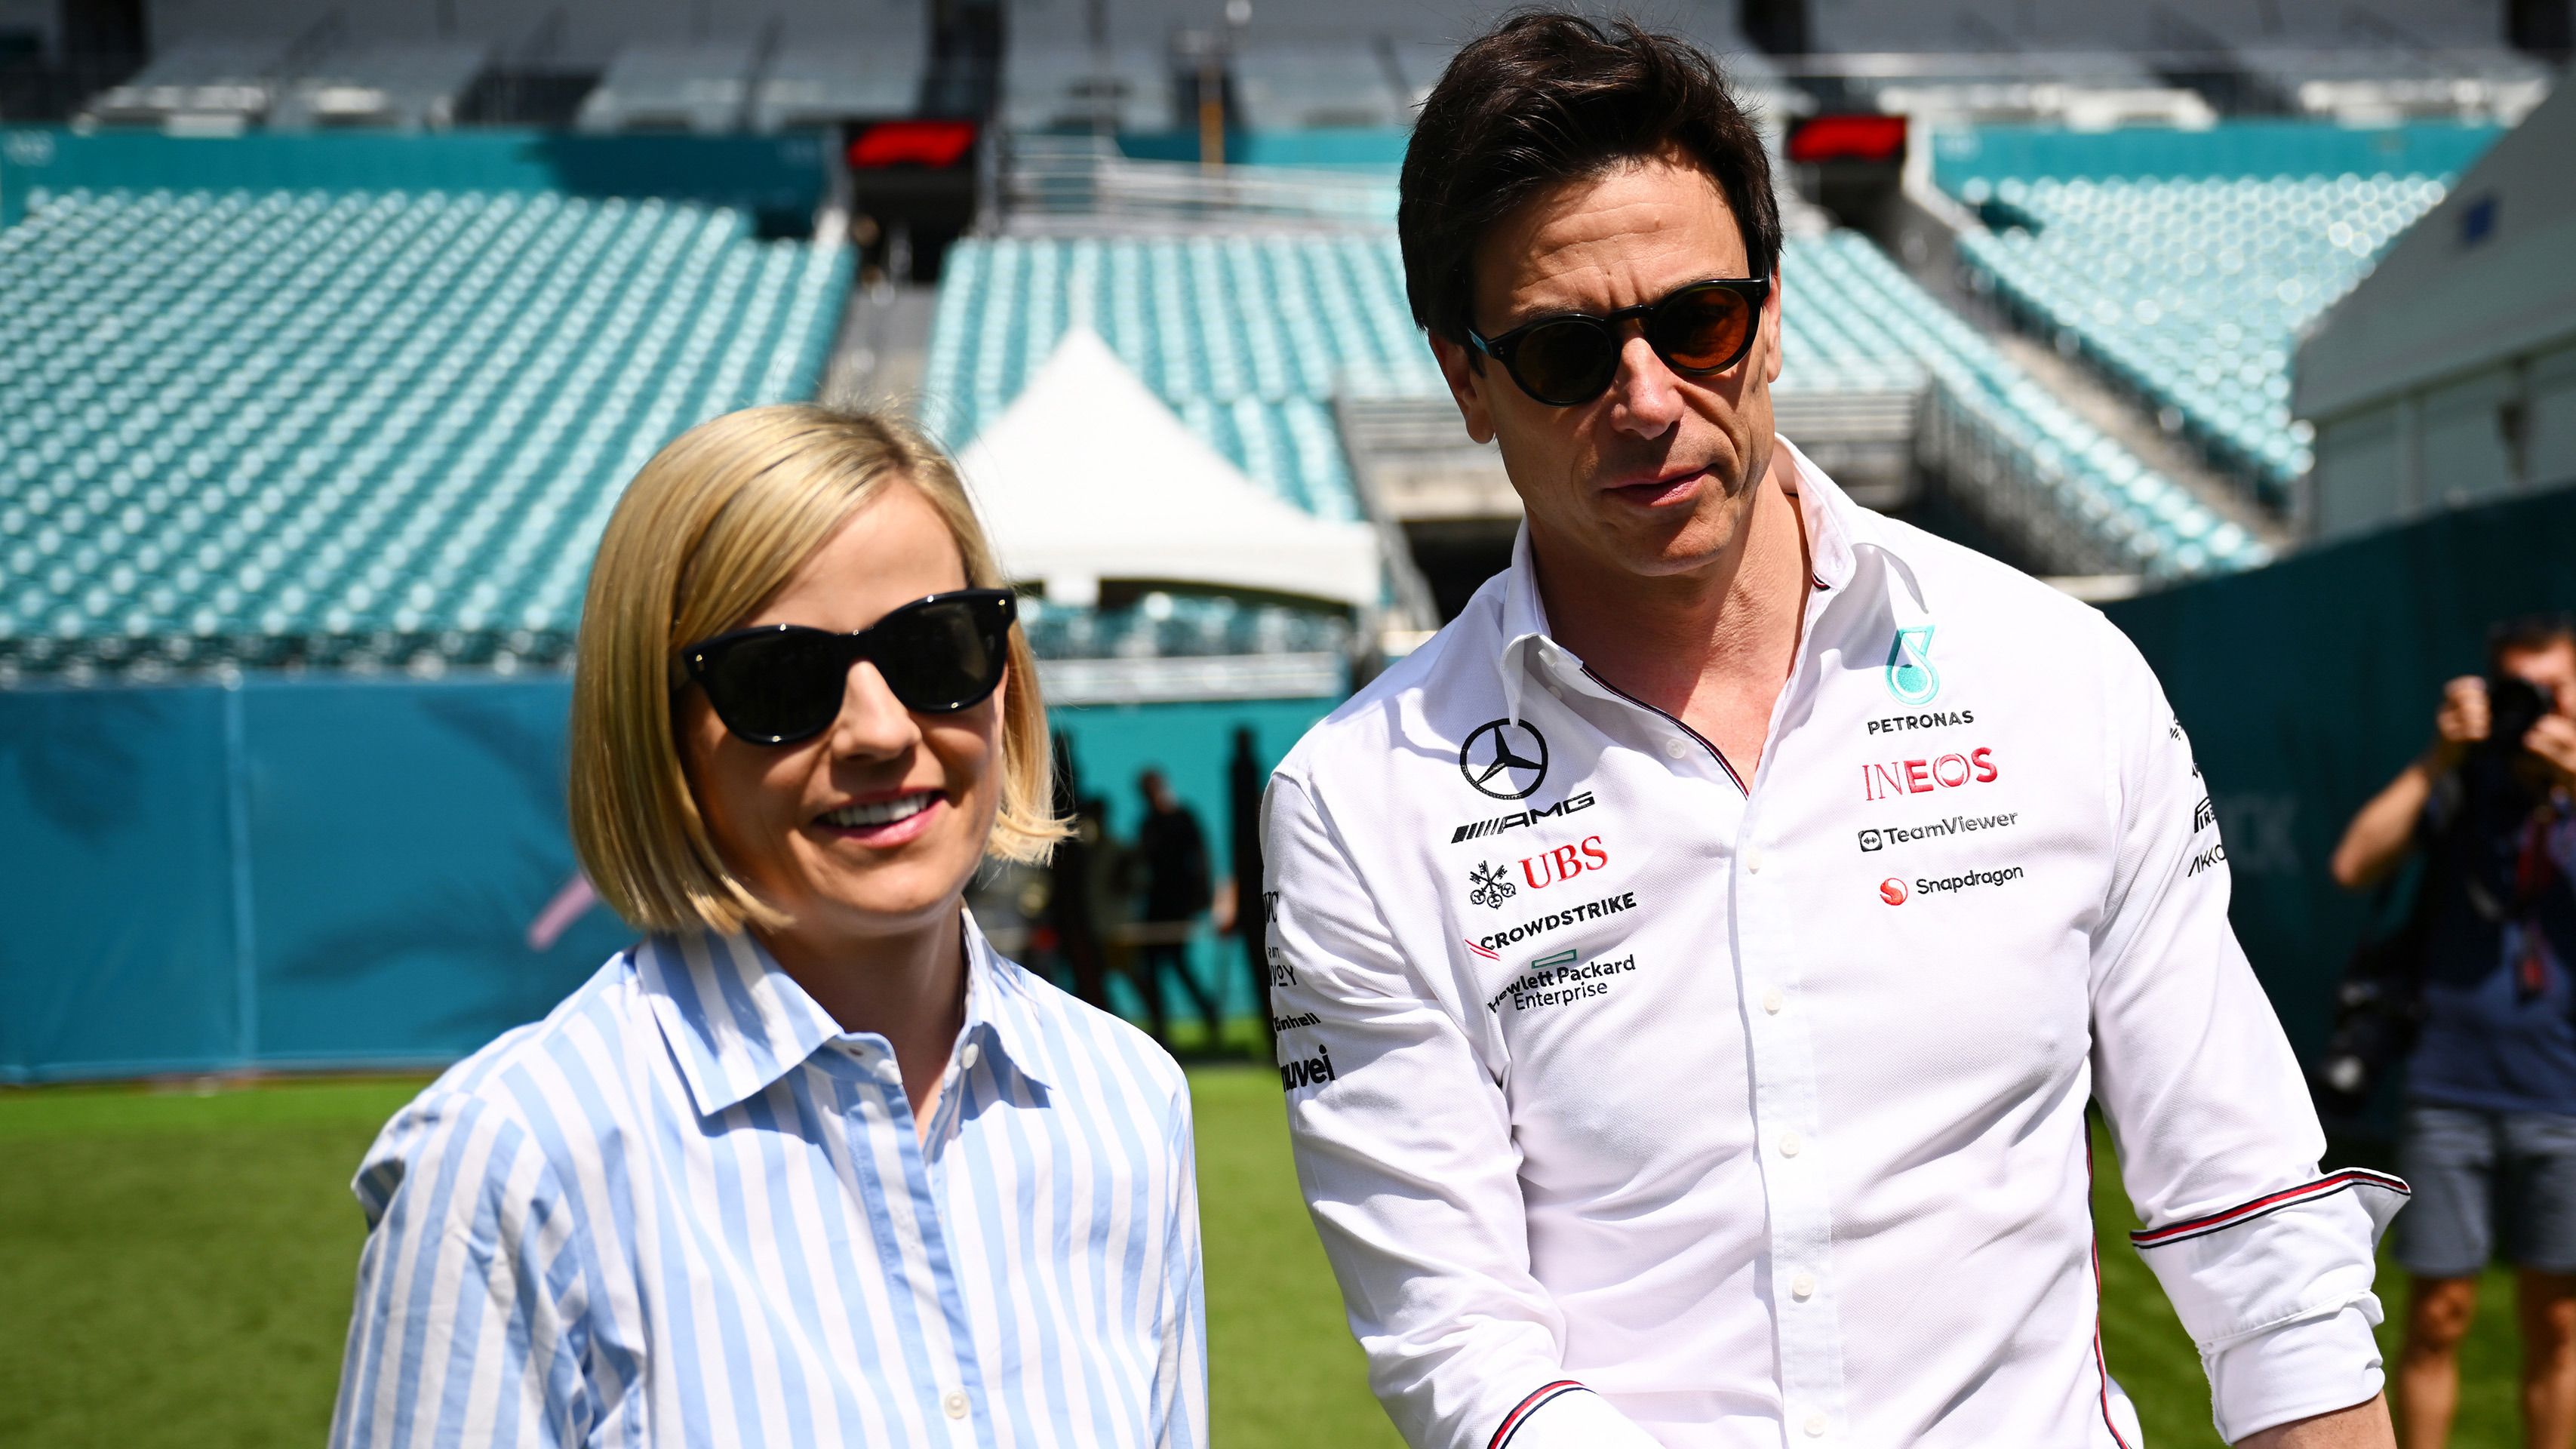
[329,916,1206,1448]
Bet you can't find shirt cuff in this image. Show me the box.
[1491,1382,1664,1449]
[2205,1300,2385,1444]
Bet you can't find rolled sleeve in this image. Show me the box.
[1265,772,1658,1449]
[2085,623,2405,1443]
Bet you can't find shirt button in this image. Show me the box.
[1778,1131,1803,1158]
[1791,1271,1817,1300]
[943,1389,969,1419]
[1761,986,1785,1014]
[959,1041,982,1071]
[1805,1411,1827,1438]
[1744,846,1766,873]
[1661,737,1689,758]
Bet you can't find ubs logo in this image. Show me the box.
[1459,718,1549,799]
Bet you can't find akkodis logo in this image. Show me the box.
[1879,877,1909,906]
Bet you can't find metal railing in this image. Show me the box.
[996,133,1395,235]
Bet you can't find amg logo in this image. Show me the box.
[1866,709,1976,735]
[1452,792,1597,844]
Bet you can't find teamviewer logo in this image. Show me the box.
[1858,829,1884,853]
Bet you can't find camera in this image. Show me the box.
[2483,674,2552,758]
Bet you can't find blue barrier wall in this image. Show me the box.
[0,675,1334,1081]
[2102,483,2576,1070]
[0,127,830,226]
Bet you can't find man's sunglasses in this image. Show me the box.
[1466,276,1771,407]
[677,588,1016,746]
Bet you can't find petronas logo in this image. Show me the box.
[1885,626,1940,705]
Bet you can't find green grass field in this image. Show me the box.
[0,1068,2538,1447]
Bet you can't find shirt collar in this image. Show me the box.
[640,910,1050,1119]
[1493,433,1865,705]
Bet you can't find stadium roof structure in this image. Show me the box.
[958,328,1384,609]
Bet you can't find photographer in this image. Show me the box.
[2332,614,2576,1448]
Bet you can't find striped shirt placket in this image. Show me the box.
[771,1067,905,1446]
[865,1071,990,1447]
[808,1062,945,1444]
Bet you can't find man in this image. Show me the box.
[1262,15,2404,1447]
[2332,617,2576,1449]
[1136,767,1224,1047]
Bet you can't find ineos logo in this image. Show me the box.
[1459,718,1549,800]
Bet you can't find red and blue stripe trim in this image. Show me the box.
[2129,1169,2410,1251]
[1489,1380,1588,1449]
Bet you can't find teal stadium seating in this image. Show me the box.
[1019,590,1354,660]
[922,230,2266,580]
[0,185,850,678]
[1936,123,2500,506]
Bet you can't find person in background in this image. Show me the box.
[1135,768,1225,1048]
[2333,614,2576,1449]
[1226,727,1276,1054]
[329,405,1205,1447]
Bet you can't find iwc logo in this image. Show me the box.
[1884,626,1941,706]
[1459,718,1549,800]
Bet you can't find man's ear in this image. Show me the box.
[1760,266,1784,389]
[1429,332,1496,445]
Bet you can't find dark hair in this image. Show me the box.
[2489,612,2576,668]
[1398,11,1781,346]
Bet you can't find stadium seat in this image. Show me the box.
[1950,168,2450,506]
[920,229,2264,582]
[0,186,851,677]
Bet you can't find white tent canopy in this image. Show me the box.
[955,328,1383,610]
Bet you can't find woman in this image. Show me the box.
[329,405,1206,1447]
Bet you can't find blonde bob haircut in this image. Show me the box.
[569,403,1065,937]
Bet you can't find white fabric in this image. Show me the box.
[954,327,1382,608]
[1262,438,2405,1449]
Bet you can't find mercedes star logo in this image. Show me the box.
[1459,718,1549,800]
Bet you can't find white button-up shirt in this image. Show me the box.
[1262,441,2405,1448]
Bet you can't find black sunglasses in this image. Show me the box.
[677,588,1016,746]
[1466,276,1771,407]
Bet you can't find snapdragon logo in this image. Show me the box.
[1915,864,2025,896]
